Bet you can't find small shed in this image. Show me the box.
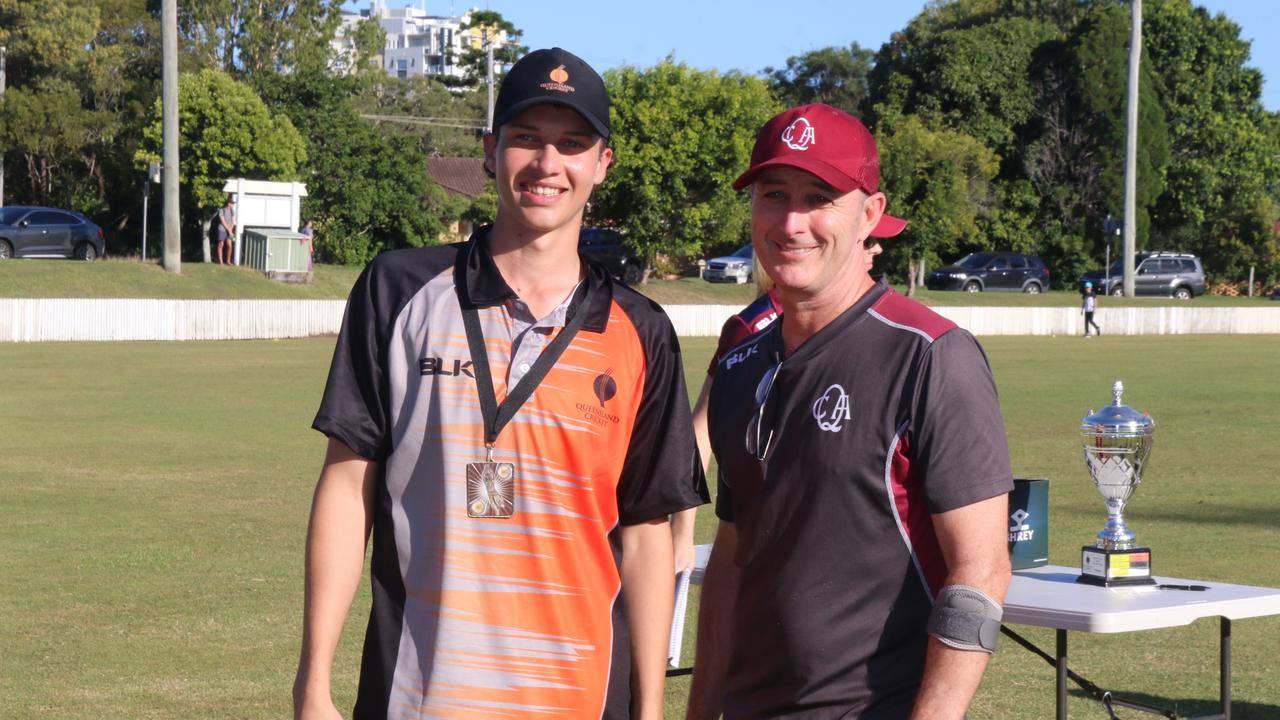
[220,178,310,282]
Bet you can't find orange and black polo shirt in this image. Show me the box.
[314,228,708,719]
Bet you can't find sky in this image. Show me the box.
[354,1,1279,112]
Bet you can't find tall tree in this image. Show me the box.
[1069,3,1169,252]
[175,0,342,77]
[451,10,526,89]
[0,0,158,228]
[592,60,779,279]
[764,43,875,116]
[876,113,999,294]
[255,70,459,264]
[1143,0,1280,280]
[137,69,306,255]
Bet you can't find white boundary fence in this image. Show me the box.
[1,299,1278,342]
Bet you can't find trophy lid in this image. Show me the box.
[1081,380,1155,435]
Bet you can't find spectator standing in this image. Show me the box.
[216,196,236,265]
[1083,281,1102,337]
[299,219,315,270]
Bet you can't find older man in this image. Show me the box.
[687,104,1013,720]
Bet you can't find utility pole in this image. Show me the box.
[161,0,181,272]
[485,34,495,132]
[1,44,7,207]
[1122,0,1142,297]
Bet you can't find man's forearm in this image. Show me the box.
[294,440,376,717]
[686,522,740,720]
[911,496,1012,720]
[909,637,994,720]
[620,518,675,720]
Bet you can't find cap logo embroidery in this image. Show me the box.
[781,117,816,151]
[540,65,576,94]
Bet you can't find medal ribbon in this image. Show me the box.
[461,282,595,454]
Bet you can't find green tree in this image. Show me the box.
[176,0,342,77]
[764,44,875,115]
[137,69,306,254]
[361,75,487,158]
[592,60,779,279]
[0,0,158,231]
[255,70,460,264]
[451,10,527,89]
[876,113,999,294]
[1143,0,1280,280]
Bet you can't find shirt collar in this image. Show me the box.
[454,225,614,333]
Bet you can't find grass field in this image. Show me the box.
[2,334,1279,718]
[4,257,1276,309]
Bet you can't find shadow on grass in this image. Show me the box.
[1066,687,1280,719]
[1140,502,1280,530]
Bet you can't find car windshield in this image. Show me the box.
[730,244,752,259]
[955,253,993,269]
[0,208,26,225]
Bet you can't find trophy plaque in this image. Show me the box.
[1079,381,1156,586]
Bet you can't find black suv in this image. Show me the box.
[926,252,1050,293]
[579,227,645,284]
[0,205,106,260]
[1081,252,1206,299]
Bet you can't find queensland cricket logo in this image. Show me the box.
[593,368,618,406]
[577,369,621,427]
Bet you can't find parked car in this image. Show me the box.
[1081,251,1206,299]
[925,252,1050,293]
[0,206,105,261]
[704,244,753,284]
[578,227,645,284]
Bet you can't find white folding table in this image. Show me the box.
[1003,565,1280,720]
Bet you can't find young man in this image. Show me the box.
[293,47,706,720]
[216,196,236,265]
[687,104,1013,720]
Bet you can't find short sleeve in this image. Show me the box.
[312,262,393,460]
[707,314,753,377]
[616,317,709,525]
[910,330,1014,513]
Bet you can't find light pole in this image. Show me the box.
[1,44,7,207]
[1121,0,1142,297]
[161,0,181,272]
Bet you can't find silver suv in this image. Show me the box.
[1082,252,1206,299]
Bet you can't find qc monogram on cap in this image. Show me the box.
[782,117,817,151]
[540,65,576,93]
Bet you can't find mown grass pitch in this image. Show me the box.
[1,334,1278,718]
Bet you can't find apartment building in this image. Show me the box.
[333,1,510,81]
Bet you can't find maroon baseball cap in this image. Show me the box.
[733,103,907,238]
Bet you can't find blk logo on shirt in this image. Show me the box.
[420,357,475,377]
[812,384,851,432]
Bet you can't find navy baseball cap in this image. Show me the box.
[492,47,611,139]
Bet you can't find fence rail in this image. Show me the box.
[1,298,1277,342]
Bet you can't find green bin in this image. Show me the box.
[242,228,312,281]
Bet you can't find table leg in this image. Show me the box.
[1056,629,1067,720]
[1220,617,1231,720]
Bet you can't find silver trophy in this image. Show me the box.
[1079,380,1156,586]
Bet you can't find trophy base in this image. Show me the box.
[1078,545,1156,587]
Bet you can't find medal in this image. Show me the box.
[466,446,516,518]
[457,244,595,521]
